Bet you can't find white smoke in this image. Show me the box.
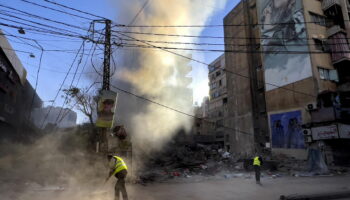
[110,0,228,152]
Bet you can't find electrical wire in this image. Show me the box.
[56,79,99,125]
[128,0,151,26]
[115,37,350,47]
[113,18,350,28]
[112,29,340,41]
[108,83,252,136]
[0,4,90,33]
[28,42,44,121]
[43,0,106,20]
[40,42,85,129]
[19,0,95,21]
[0,11,81,35]
[119,43,349,54]
[115,32,317,98]
[54,41,86,124]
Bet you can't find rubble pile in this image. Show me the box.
[273,154,308,173]
[138,143,239,183]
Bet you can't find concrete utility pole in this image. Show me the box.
[92,19,112,154]
[102,19,111,91]
[100,19,112,153]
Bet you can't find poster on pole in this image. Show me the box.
[96,90,117,128]
[257,0,312,90]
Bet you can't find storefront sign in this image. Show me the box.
[311,125,339,140]
[339,124,350,139]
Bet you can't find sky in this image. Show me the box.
[0,0,240,123]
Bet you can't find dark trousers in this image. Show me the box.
[254,165,261,183]
[115,170,128,200]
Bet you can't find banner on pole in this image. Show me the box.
[96,90,117,128]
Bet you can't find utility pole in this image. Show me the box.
[100,19,112,154]
[102,19,111,91]
[92,19,112,154]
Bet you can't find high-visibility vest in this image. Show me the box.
[253,156,261,166]
[112,156,128,176]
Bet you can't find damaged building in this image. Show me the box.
[0,30,42,142]
[222,0,350,165]
[208,55,230,149]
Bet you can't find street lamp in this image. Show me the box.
[18,27,25,34]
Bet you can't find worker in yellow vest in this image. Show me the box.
[253,155,263,185]
[106,154,128,200]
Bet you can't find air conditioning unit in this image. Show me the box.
[303,129,312,136]
[304,135,313,143]
[306,103,317,111]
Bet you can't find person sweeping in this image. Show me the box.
[106,154,128,200]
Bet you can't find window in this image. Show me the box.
[218,111,223,117]
[225,134,230,142]
[210,74,215,80]
[216,120,223,127]
[216,71,221,77]
[215,91,219,98]
[223,97,228,104]
[313,38,327,52]
[318,67,339,82]
[210,82,217,90]
[219,79,222,86]
[211,91,220,99]
[209,65,215,72]
[0,59,7,72]
[7,71,16,84]
[310,12,327,27]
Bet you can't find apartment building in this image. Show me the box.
[0,30,42,141]
[223,0,350,163]
[207,54,231,149]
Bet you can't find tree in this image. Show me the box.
[63,87,97,127]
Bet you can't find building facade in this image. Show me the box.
[0,30,42,141]
[223,0,350,163]
[224,0,269,156]
[207,54,232,149]
[32,106,77,129]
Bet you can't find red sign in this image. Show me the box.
[311,125,339,140]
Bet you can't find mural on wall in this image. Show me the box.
[257,0,312,91]
[270,110,305,149]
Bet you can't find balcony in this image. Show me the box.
[327,25,345,37]
[327,31,350,64]
[322,0,342,11]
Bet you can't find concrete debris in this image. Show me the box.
[280,190,350,200]
[137,143,239,184]
[137,145,350,184]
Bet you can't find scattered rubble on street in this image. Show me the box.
[135,143,350,185]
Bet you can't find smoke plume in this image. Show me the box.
[110,0,227,153]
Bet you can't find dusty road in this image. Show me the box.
[3,175,350,200]
[126,175,350,200]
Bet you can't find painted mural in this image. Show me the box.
[257,0,312,91]
[270,110,305,149]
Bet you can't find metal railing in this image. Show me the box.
[322,0,341,11]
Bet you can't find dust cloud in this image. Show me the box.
[109,0,228,153]
[0,131,111,200]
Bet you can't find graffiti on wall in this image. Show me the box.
[257,0,312,91]
[270,110,305,149]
